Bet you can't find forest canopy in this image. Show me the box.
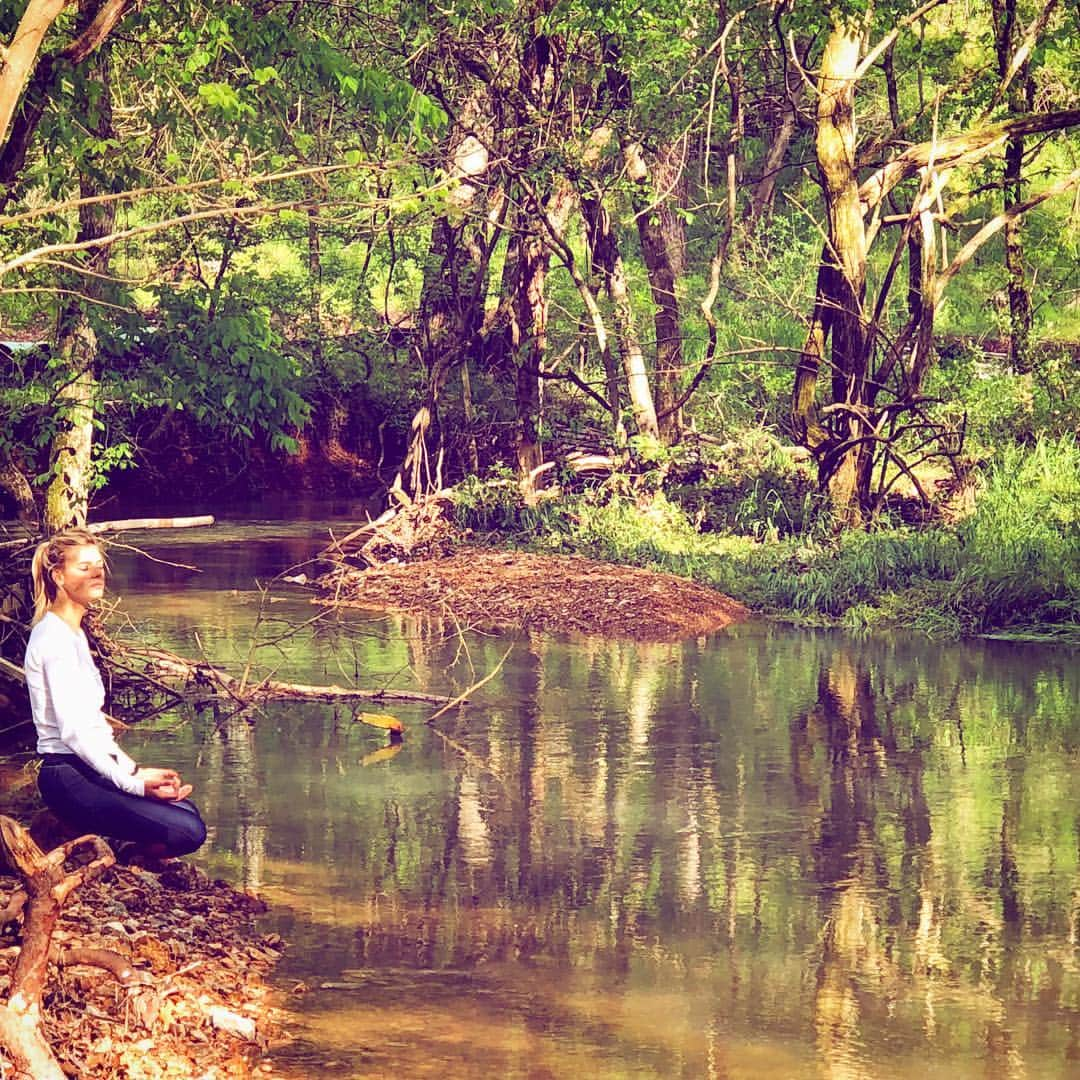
[0,0,1076,539]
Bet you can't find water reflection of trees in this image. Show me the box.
[135,608,1080,1074]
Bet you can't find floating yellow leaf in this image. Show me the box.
[355,711,405,733]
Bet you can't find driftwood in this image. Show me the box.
[86,515,215,535]
[0,515,214,552]
[139,649,460,707]
[0,816,116,1079]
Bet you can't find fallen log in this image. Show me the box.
[139,651,460,707]
[86,515,215,534]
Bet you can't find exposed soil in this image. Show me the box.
[322,547,750,641]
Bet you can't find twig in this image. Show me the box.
[426,640,516,724]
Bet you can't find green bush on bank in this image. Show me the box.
[453,436,1080,641]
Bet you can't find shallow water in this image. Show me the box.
[102,521,1080,1078]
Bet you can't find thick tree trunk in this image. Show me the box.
[44,8,116,530]
[799,21,871,525]
[0,460,36,521]
[654,136,689,279]
[399,161,500,495]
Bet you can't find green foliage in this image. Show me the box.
[948,436,1080,634]
[109,293,310,451]
[666,431,825,539]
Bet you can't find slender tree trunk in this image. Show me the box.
[716,11,744,268]
[513,187,574,488]
[44,6,116,530]
[626,141,686,444]
[991,0,1035,374]
[582,195,659,440]
[747,70,802,227]
[308,205,323,332]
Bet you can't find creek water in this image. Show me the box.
[102,517,1080,1079]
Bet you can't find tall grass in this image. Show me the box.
[947,436,1080,635]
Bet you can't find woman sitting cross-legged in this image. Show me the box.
[23,528,206,865]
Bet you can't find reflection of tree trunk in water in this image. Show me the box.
[809,654,891,1074]
[999,754,1024,937]
[723,756,746,942]
[457,770,492,869]
[509,639,543,899]
[218,714,265,891]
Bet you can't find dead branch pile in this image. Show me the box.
[322,492,458,568]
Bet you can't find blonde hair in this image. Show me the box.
[30,528,103,624]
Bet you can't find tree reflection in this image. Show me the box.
[126,608,1080,1077]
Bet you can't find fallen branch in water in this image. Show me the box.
[133,647,461,707]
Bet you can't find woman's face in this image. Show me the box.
[53,544,106,608]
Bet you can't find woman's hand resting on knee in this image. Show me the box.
[136,767,194,801]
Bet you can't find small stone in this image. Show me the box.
[208,1005,257,1041]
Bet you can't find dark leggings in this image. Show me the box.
[38,754,207,857]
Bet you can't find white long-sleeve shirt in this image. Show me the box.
[24,612,145,797]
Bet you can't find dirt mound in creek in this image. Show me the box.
[323,548,749,641]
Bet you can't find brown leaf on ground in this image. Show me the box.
[0,864,287,1078]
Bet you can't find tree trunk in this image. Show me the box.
[655,135,689,279]
[513,188,573,489]
[308,205,323,332]
[399,152,501,496]
[747,64,803,227]
[992,0,1034,373]
[0,460,36,522]
[0,816,115,1079]
[582,195,659,440]
[626,141,685,444]
[44,6,117,531]
[800,20,871,525]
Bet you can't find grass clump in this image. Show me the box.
[452,436,1080,640]
[945,436,1080,636]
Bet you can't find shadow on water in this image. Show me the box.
[94,529,1080,1077]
